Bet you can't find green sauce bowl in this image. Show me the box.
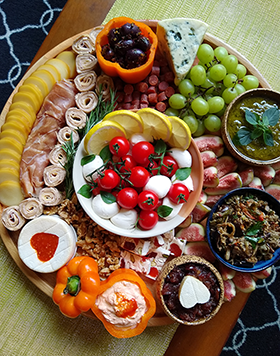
[221,88,280,167]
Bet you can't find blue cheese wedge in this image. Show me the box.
[156,18,208,84]
[18,215,77,273]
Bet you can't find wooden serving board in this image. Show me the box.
[0,20,271,327]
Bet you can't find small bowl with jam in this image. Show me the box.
[156,255,224,325]
[221,88,280,166]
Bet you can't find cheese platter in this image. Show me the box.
[0,18,277,336]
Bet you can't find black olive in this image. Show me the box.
[114,39,135,56]
[120,22,141,38]
[126,48,146,66]
[101,44,115,61]
[108,28,121,47]
[134,36,151,52]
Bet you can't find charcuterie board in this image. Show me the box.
[0,20,271,327]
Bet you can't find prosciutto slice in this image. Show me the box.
[20,79,77,197]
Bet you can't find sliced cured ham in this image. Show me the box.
[20,79,77,197]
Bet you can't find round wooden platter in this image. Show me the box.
[0,20,271,326]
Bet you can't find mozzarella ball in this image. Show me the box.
[143,175,172,199]
[162,196,183,220]
[168,148,192,168]
[82,155,103,182]
[92,194,119,219]
[110,209,138,229]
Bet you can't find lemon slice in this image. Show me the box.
[84,120,126,154]
[102,110,144,138]
[137,108,172,141]
[167,116,192,150]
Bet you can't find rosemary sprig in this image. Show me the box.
[62,132,77,199]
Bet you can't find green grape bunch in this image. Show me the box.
[165,43,259,137]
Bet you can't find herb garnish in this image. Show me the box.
[233,107,280,147]
[244,221,264,248]
[62,133,77,199]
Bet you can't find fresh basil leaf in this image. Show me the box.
[237,128,252,145]
[246,221,263,236]
[262,113,269,126]
[81,154,96,166]
[157,205,173,218]
[250,127,263,140]
[100,190,116,204]
[154,139,167,155]
[99,145,112,161]
[232,133,241,146]
[264,107,280,126]
[263,129,274,146]
[175,167,191,181]
[245,110,259,126]
[77,184,92,198]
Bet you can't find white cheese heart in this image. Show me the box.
[179,275,210,308]
[18,215,77,273]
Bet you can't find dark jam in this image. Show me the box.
[161,263,221,322]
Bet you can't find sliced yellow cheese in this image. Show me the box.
[9,100,36,121]
[56,51,76,78]
[0,180,24,206]
[30,69,56,93]
[1,121,29,140]
[0,128,27,146]
[0,167,20,184]
[7,107,35,127]
[37,64,61,82]
[18,83,44,107]
[0,158,20,171]
[5,115,32,134]
[45,58,70,79]
[0,148,22,163]
[12,91,41,113]
[24,75,49,97]
[18,215,77,273]
[0,136,23,155]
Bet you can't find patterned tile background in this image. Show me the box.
[0,1,279,355]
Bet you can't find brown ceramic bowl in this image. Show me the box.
[156,255,224,325]
[221,88,280,167]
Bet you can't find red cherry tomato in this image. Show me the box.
[109,136,130,157]
[90,178,100,196]
[129,166,150,188]
[168,183,190,204]
[117,187,138,209]
[116,154,136,173]
[98,169,120,190]
[132,141,155,165]
[144,159,159,176]
[138,210,158,230]
[160,156,179,177]
[138,190,159,211]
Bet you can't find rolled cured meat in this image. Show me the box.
[43,165,66,187]
[49,144,67,166]
[1,206,26,231]
[76,54,98,73]
[19,198,43,220]
[74,71,97,92]
[96,74,114,101]
[75,91,98,113]
[89,26,104,45]
[20,79,77,197]
[65,107,87,130]
[72,35,95,54]
[39,187,63,206]
[57,126,79,145]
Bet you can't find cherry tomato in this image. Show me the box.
[90,179,100,196]
[116,154,136,173]
[98,169,120,190]
[138,210,158,230]
[117,187,138,209]
[168,183,190,204]
[129,166,150,188]
[109,136,130,157]
[144,159,159,176]
[160,156,179,177]
[132,141,155,165]
[138,190,159,211]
